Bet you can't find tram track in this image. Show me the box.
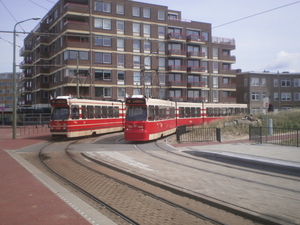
[36,136,232,225]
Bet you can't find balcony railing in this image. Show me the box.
[168,49,186,56]
[220,82,236,89]
[187,35,204,42]
[64,2,89,13]
[19,45,33,56]
[221,69,237,75]
[187,51,205,58]
[212,37,235,45]
[187,82,205,87]
[166,81,187,87]
[168,65,187,72]
[168,32,186,41]
[187,66,205,73]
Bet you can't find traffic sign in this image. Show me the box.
[0,106,5,111]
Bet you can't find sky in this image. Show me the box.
[0,0,299,73]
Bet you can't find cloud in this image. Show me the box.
[265,51,300,72]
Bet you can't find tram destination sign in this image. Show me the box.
[50,99,68,105]
[126,98,146,104]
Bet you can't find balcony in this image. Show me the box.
[187,97,206,103]
[19,72,32,79]
[65,38,89,48]
[63,2,89,14]
[187,51,205,58]
[19,45,33,56]
[63,20,89,32]
[220,96,237,103]
[19,59,33,68]
[187,35,205,43]
[220,54,236,61]
[169,97,187,102]
[187,82,205,88]
[220,69,237,75]
[166,81,187,87]
[212,37,235,45]
[168,49,186,57]
[168,65,187,72]
[167,32,186,41]
[220,82,236,89]
[187,66,205,73]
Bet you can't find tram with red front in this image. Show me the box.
[50,96,125,138]
[124,95,248,141]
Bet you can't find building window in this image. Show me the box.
[158,42,165,54]
[95,36,111,46]
[294,92,300,101]
[95,70,111,81]
[213,48,218,58]
[281,92,291,101]
[133,40,140,52]
[95,87,111,97]
[94,1,111,13]
[281,79,291,87]
[143,24,151,37]
[64,50,88,60]
[159,89,166,99]
[252,92,260,101]
[133,72,141,85]
[244,78,248,86]
[213,90,219,102]
[159,73,165,86]
[144,72,152,85]
[144,56,151,69]
[117,71,125,85]
[244,93,248,101]
[117,54,125,68]
[252,108,260,115]
[117,38,124,51]
[116,4,124,14]
[144,40,151,53]
[202,46,208,58]
[158,26,165,39]
[94,52,111,64]
[213,62,218,73]
[262,78,266,87]
[274,78,278,87]
[117,21,124,34]
[133,23,140,36]
[118,88,125,98]
[133,56,140,68]
[251,77,259,86]
[213,76,218,88]
[94,18,111,30]
[143,8,151,18]
[158,10,165,20]
[132,6,140,17]
[159,58,165,70]
[274,92,278,101]
[294,78,300,87]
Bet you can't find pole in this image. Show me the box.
[77,52,80,98]
[12,18,40,139]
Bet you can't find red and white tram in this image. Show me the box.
[124,95,248,141]
[50,96,125,138]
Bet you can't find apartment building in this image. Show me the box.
[0,72,21,111]
[236,71,300,114]
[19,0,237,110]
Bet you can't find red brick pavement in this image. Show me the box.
[0,127,91,225]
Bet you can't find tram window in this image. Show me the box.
[108,106,114,118]
[82,105,87,119]
[185,107,191,117]
[161,107,166,119]
[227,108,233,116]
[170,107,175,119]
[235,108,241,115]
[126,106,147,121]
[149,105,154,121]
[207,108,213,117]
[114,107,119,118]
[102,106,108,118]
[71,105,79,119]
[196,107,201,117]
[95,106,101,118]
[214,108,220,117]
[191,107,196,117]
[87,105,94,118]
[155,106,159,120]
[221,108,227,116]
[179,107,184,118]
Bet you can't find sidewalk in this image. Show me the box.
[0,126,116,225]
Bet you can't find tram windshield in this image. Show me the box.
[126,106,147,121]
[51,107,70,120]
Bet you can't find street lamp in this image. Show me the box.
[13,17,40,139]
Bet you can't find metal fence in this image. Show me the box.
[176,124,221,143]
[249,126,300,147]
[18,125,50,136]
